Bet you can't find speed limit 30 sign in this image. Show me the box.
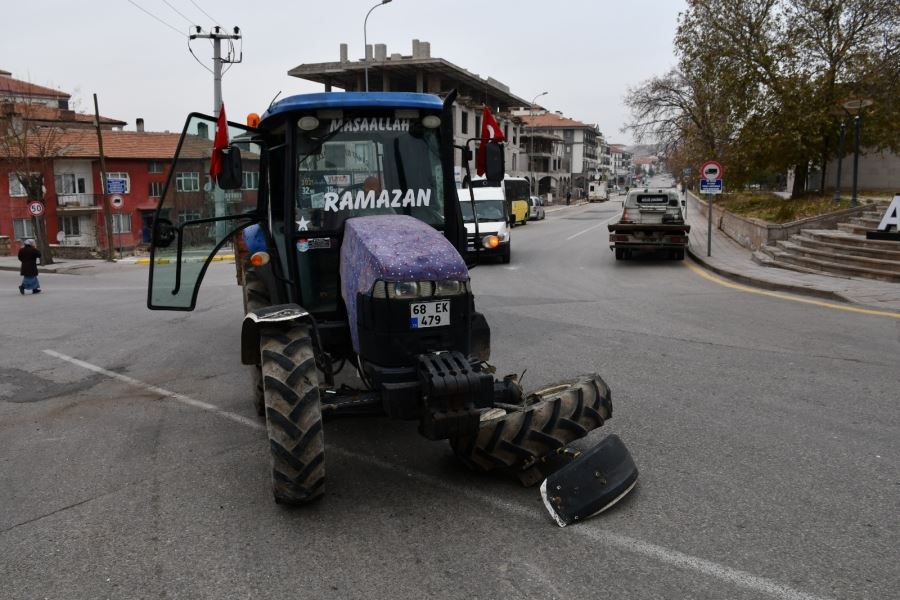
[28,201,45,217]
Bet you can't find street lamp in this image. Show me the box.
[529,91,548,195]
[843,98,873,207]
[363,0,392,93]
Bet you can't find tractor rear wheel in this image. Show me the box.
[450,374,612,477]
[242,262,269,417]
[260,324,326,505]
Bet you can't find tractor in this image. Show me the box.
[147,91,636,523]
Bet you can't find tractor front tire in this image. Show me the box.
[450,374,612,476]
[260,324,326,505]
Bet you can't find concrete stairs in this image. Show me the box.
[752,206,900,283]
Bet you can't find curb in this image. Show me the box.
[686,245,848,303]
[133,254,235,265]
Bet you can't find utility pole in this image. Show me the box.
[93,93,114,262]
[189,26,242,240]
[189,26,242,115]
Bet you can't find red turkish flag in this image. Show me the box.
[209,104,229,181]
[476,105,506,176]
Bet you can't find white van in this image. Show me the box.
[457,187,511,263]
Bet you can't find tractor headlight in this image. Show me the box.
[434,280,463,296]
[372,279,468,299]
[390,281,420,298]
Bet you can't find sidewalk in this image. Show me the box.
[684,193,900,312]
[0,253,235,273]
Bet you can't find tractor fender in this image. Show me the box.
[241,304,311,365]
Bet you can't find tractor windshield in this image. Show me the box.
[295,114,445,232]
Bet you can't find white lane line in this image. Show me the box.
[43,349,264,432]
[565,212,621,241]
[44,349,831,600]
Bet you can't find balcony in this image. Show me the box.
[56,193,100,210]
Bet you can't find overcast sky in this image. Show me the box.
[2,0,685,145]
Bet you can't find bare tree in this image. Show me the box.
[0,100,82,264]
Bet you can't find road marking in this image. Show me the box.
[42,350,264,432]
[44,349,831,600]
[684,262,900,319]
[566,212,621,241]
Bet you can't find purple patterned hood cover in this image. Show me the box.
[340,215,469,352]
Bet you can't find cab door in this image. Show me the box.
[147,113,261,310]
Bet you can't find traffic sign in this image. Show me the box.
[700,161,723,181]
[28,201,45,217]
[700,179,723,194]
[106,178,127,194]
[111,195,124,209]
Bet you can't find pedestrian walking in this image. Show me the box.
[17,239,42,295]
[566,191,571,206]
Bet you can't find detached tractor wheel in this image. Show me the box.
[243,262,269,417]
[260,324,326,505]
[450,374,612,478]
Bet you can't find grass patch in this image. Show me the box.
[716,192,865,223]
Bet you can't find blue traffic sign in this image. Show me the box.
[106,178,127,194]
[700,179,723,194]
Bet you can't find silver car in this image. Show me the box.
[528,196,546,220]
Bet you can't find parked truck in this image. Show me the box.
[145,91,637,522]
[608,187,690,260]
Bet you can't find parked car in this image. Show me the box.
[528,195,546,220]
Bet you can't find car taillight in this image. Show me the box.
[610,234,629,242]
[670,236,687,243]
[621,208,632,223]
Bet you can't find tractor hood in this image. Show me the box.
[340,215,469,352]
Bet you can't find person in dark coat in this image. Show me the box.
[18,239,42,294]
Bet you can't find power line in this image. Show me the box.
[124,0,187,37]
[187,0,221,27]
[161,0,195,26]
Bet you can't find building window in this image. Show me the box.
[149,181,164,197]
[513,127,517,146]
[461,111,469,135]
[475,115,481,136]
[242,171,259,190]
[148,161,163,173]
[112,213,132,233]
[178,209,202,223]
[13,218,35,240]
[105,172,131,193]
[58,216,81,236]
[512,154,517,171]
[8,173,32,197]
[175,172,200,192]
[504,123,509,139]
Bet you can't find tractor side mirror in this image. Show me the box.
[484,142,504,185]
[217,144,243,190]
[152,218,177,248]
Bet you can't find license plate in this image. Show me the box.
[409,300,450,329]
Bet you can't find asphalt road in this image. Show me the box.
[1,188,898,600]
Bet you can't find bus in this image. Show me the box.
[470,175,530,226]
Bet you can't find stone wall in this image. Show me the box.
[689,192,872,250]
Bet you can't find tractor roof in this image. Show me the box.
[260,92,442,125]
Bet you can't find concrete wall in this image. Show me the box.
[824,149,900,191]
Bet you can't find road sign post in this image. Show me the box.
[700,161,724,257]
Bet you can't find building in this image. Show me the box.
[609,144,634,188]
[0,69,125,130]
[287,40,532,183]
[512,109,601,197]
